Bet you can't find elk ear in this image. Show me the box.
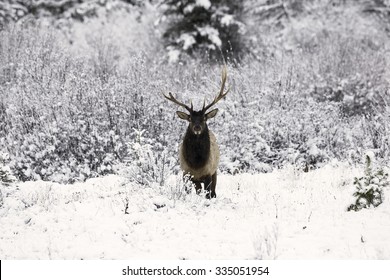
[205,108,218,120]
[176,111,190,121]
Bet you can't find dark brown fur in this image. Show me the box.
[181,120,217,198]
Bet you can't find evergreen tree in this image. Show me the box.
[0,153,15,186]
[162,0,245,61]
[0,153,16,207]
[348,152,389,211]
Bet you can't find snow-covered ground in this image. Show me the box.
[1,163,389,259]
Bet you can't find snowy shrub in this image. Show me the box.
[162,0,246,61]
[0,153,16,186]
[0,24,160,183]
[0,152,15,208]
[0,152,16,207]
[348,152,389,212]
[305,34,388,117]
[120,128,176,187]
[0,25,126,182]
[214,62,355,173]
[165,172,193,204]
[218,98,333,173]
[363,106,390,160]
[7,122,124,182]
[0,0,144,30]
[245,0,389,117]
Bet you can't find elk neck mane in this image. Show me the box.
[183,125,210,169]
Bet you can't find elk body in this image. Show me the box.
[164,67,229,199]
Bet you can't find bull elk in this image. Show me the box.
[164,66,229,199]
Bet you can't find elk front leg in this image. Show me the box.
[210,172,217,198]
[205,173,217,199]
[194,181,202,195]
[183,175,201,194]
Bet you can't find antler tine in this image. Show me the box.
[163,92,193,112]
[202,65,230,112]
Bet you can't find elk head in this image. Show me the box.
[163,66,229,135]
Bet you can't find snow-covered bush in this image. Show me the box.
[0,152,16,207]
[7,122,123,182]
[348,152,389,211]
[0,24,156,183]
[218,96,337,173]
[162,0,246,61]
[121,128,176,187]
[0,152,15,208]
[0,0,144,30]
[304,33,388,117]
[361,106,390,160]
[0,153,16,186]
[165,172,193,204]
[214,61,365,173]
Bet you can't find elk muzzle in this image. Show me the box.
[193,124,202,135]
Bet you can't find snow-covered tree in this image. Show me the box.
[0,153,16,207]
[162,0,245,61]
[0,153,15,186]
[348,152,389,212]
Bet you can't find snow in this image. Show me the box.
[197,26,222,48]
[221,14,234,26]
[167,48,180,63]
[196,0,211,10]
[178,33,196,50]
[182,0,211,14]
[1,164,389,259]
[183,4,195,14]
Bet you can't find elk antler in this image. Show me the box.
[202,65,230,112]
[163,92,193,112]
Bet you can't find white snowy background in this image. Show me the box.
[1,0,390,259]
